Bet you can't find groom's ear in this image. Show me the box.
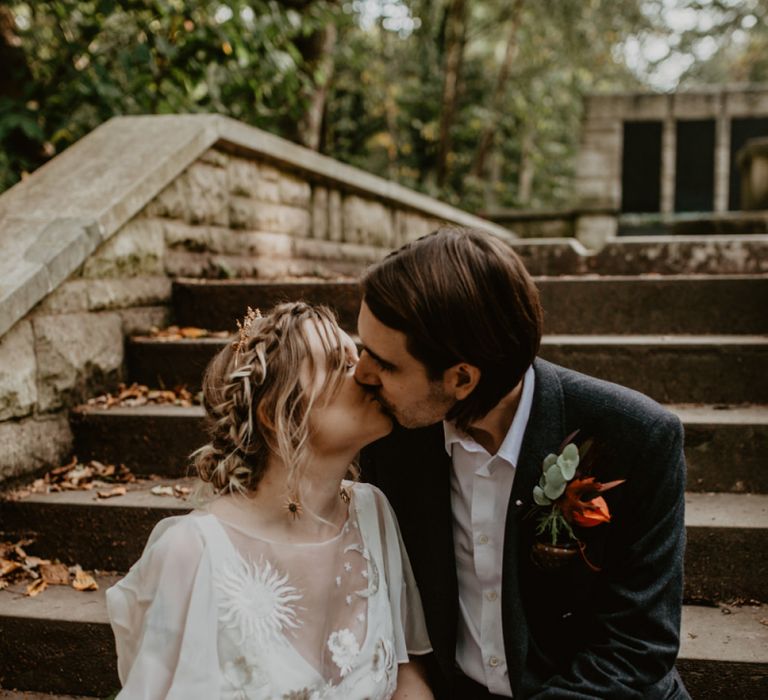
[444,363,481,400]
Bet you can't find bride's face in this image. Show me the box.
[303,321,393,456]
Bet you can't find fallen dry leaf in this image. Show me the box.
[26,578,47,597]
[179,326,208,339]
[23,556,51,569]
[72,566,98,591]
[85,382,200,409]
[149,325,230,341]
[40,563,70,585]
[150,484,175,497]
[174,484,191,498]
[96,485,127,499]
[0,559,22,577]
[4,459,137,500]
[759,618,768,627]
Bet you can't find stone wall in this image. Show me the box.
[0,133,463,483]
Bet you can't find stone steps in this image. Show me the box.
[0,574,121,697]
[0,574,763,699]
[0,478,193,573]
[2,480,765,602]
[540,335,768,404]
[172,275,768,335]
[68,403,768,493]
[2,267,766,697]
[126,334,768,404]
[70,405,204,478]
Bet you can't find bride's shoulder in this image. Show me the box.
[139,512,211,569]
[347,480,396,517]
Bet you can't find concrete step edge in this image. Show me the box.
[0,579,764,666]
[7,479,767,532]
[73,402,768,425]
[686,492,768,530]
[126,335,768,352]
[172,274,768,286]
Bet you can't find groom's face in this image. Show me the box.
[355,301,455,428]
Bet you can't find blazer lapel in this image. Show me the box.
[387,423,458,679]
[502,359,566,693]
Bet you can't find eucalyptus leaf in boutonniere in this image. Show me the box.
[530,431,625,571]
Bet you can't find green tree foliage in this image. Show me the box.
[0,0,339,191]
[1,1,765,210]
[675,0,768,85]
[326,0,657,211]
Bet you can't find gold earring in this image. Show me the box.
[284,497,303,520]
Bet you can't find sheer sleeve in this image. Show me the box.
[106,515,222,699]
[371,485,432,661]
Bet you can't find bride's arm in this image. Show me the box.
[393,657,434,699]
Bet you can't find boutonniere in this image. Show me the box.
[530,431,624,571]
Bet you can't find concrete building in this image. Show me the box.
[576,84,768,245]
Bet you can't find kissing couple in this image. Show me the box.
[108,226,689,699]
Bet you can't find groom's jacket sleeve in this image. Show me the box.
[525,412,686,699]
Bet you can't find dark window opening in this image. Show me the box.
[675,119,715,212]
[730,117,768,210]
[621,121,662,213]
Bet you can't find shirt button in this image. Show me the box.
[486,590,498,602]
[478,534,489,545]
[489,656,500,668]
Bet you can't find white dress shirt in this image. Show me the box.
[444,365,535,696]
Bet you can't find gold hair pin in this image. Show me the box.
[234,306,261,352]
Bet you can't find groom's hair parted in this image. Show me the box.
[362,225,543,428]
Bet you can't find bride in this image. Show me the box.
[107,302,433,699]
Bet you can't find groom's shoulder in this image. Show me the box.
[542,359,680,433]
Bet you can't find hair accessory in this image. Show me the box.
[284,496,303,520]
[234,306,262,352]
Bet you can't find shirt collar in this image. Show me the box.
[443,365,536,468]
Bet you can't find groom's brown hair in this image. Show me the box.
[362,226,543,428]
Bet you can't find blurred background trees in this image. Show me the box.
[1,0,765,210]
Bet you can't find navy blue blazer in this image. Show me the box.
[361,359,690,699]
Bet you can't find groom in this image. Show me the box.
[356,227,689,699]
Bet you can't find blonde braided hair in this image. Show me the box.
[192,302,349,497]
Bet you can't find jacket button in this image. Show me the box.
[489,656,500,668]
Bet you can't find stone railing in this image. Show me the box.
[0,114,513,482]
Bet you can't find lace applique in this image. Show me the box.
[344,543,379,598]
[371,638,395,683]
[327,628,360,677]
[282,689,322,700]
[223,656,269,699]
[217,556,303,645]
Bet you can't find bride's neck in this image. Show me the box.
[223,450,353,540]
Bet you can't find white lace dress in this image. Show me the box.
[107,482,432,699]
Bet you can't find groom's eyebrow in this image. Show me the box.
[360,344,396,370]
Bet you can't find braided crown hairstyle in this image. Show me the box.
[192,302,348,497]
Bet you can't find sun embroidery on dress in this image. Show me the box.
[327,628,361,677]
[217,556,303,645]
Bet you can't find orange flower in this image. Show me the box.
[560,476,625,528]
[571,496,610,527]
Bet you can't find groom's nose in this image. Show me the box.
[354,351,381,386]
